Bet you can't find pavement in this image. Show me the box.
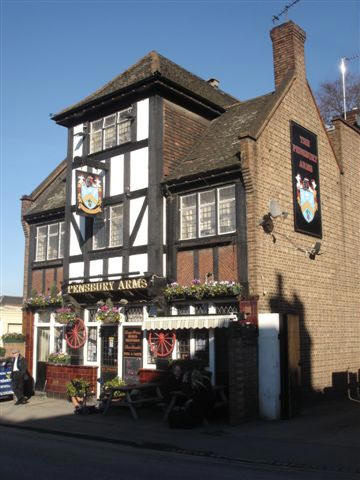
[0,394,360,476]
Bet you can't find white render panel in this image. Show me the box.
[69,217,82,256]
[90,259,103,280]
[108,257,123,279]
[136,99,149,141]
[258,313,281,420]
[133,206,148,247]
[110,155,124,196]
[92,161,107,197]
[129,254,147,276]
[69,262,84,280]
[130,197,147,246]
[130,148,148,191]
[73,124,84,158]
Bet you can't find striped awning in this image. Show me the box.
[142,315,236,331]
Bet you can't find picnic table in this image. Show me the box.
[162,384,228,422]
[102,382,164,419]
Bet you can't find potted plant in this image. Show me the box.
[66,378,91,408]
[1,333,25,343]
[23,288,63,310]
[0,347,6,358]
[96,299,122,324]
[55,306,77,325]
[47,352,71,365]
[163,279,242,301]
[103,377,126,398]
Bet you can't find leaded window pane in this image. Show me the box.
[58,222,65,258]
[199,190,216,237]
[218,185,236,233]
[47,224,59,260]
[90,130,102,154]
[117,120,131,144]
[36,226,47,261]
[104,114,116,127]
[177,330,190,360]
[109,205,123,247]
[93,212,106,249]
[54,327,64,353]
[87,327,97,362]
[180,194,196,240]
[194,329,209,366]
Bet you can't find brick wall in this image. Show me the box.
[177,251,194,285]
[218,244,237,282]
[31,270,43,294]
[198,248,213,283]
[23,311,34,375]
[46,364,98,399]
[163,100,209,178]
[245,70,360,395]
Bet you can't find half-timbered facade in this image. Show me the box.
[22,21,359,422]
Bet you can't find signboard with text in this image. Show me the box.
[291,122,322,238]
[123,327,142,384]
[76,170,103,216]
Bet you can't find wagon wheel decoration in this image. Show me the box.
[148,331,176,357]
[65,318,87,349]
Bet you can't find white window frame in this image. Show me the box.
[35,221,65,262]
[109,204,124,247]
[93,205,123,250]
[179,185,236,240]
[89,108,132,154]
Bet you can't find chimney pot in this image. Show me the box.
[207,78,220,89]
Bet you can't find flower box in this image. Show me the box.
[23,293,62,310]
[1,333,25,344]
[164,280,242,301]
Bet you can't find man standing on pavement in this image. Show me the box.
[11,349,28,405]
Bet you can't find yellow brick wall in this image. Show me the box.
[246,75,360,394]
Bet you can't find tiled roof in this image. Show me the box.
[26,169,66,215]
[53,52,238,119]
[166,72,295,181]
[0,296,23,306]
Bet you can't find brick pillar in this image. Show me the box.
[228,323,258,425]
[23,310,34,375]
[270,20,306,89]
[21,195,33,299]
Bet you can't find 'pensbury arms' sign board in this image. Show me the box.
[291,122,322,238]
[67,278,148,295]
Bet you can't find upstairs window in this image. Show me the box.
[180,185,236,240]
[93,205,123,250]
[35,222,65,262]
[90,108,132,154]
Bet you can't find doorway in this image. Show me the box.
[35,327,50,391]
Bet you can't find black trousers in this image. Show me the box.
[12,372,25,401]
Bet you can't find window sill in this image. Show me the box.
[32,259,64,269]
[176,233,236,250]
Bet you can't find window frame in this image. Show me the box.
[179,184,236,240]
[89,107,132,154]
[35,221,65,262]
[92,204,124,250]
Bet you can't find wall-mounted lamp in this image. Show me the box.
[258,199,288,241]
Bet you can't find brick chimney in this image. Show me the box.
[270,21,306,89]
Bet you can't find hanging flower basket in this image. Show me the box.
[163,280,243,301]
[96,299,121,324]
[56,306,77,324]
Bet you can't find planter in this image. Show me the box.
[138,368,169,384]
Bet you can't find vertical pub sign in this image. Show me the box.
[291,122,322,238]
[76,170,103,216]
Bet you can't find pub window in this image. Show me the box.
[179,185,236,240]
[89,107,132,154]
[35,222,65,262]
[54,327,64,354]
[194,329,209,366]
[93,205,123,250]
[176,330,190,360]
[87,327,98,362]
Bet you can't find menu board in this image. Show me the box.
[123,327,142,383]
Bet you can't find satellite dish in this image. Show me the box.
[269,199,283,218]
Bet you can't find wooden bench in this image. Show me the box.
[102,382,163,419]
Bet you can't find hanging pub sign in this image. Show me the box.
[290,122,322,238]
[76,171,103,216]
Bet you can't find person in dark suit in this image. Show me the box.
[11,350,28,405]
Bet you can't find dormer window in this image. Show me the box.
[180,185,236,240]
[89,108,132,154]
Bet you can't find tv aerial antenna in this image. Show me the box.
[339,53,360,120]
[272,0,300,24]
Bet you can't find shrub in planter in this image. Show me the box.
[103,377,126,398]
[0,347,6,358]
[66,378,91,402]
[47,352,71,365]
[1,333,25,343]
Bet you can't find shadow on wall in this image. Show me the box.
[268,273,313,407]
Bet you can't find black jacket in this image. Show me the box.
[11,355,27,376]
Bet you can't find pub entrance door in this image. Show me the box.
[35,327,50,391]
[100,325,118,383]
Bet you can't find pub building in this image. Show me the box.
[21,21,360,422]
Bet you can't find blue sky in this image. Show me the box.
[1,0,359,297]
